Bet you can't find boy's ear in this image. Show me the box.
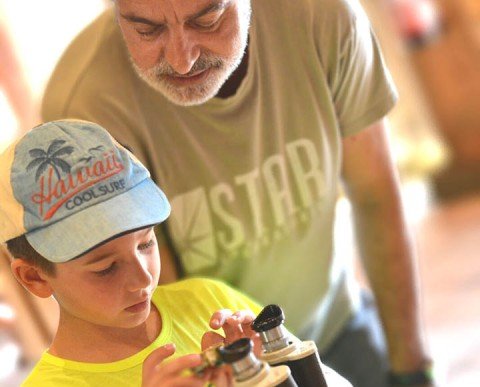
[10,259,54,298]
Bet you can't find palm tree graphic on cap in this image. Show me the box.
[78,145,105,164]
[26,139,74,181]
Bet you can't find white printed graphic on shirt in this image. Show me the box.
[168,138,325,273]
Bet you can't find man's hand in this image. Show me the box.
[142,343,226,386]
[201,309,262,356]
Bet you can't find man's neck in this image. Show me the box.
[49,302,161,363]
[215,42,250,99]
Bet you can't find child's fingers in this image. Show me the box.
[221,316,247,345]
[143,343,176,372]
[210,309,254,331]
[167,376,207,387]
[251,334,264,357]
[210,309,234,329]
[209,366,234,387]
[231,311,263,356]
[156,353,203,375]
[239,319,260,341]
[201,331,226,351]
[232,309,256,323]
[142,344,178,386]
[232,310,256,333]
[210,309,258,345]
[211,310,243,344]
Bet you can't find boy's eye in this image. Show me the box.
[138,238,155,251]
[94,263,116,277]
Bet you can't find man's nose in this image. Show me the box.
[164,29,200,75]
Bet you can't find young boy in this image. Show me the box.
[0,120,261,386]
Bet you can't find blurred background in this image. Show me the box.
[0,0,478,385]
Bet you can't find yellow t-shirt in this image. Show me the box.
[22,278,261,386]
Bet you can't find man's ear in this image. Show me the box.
[10,259,54,298]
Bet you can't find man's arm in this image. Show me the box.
[341,119,431,374]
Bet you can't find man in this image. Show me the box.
[42,1,434,385]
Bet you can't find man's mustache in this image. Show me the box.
[153,54,224,77]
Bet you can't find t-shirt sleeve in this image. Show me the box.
[314,0,398,136]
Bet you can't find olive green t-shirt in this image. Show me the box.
[42,0,397,351]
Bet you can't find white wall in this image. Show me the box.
[0,0,106,150]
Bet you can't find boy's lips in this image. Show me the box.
[125,299,149,313]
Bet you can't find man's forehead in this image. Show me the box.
[116,0,230,20]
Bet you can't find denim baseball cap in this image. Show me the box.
[0,120,170,262]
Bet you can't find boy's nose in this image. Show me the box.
[126,255,152,292]
[164,29,200,75]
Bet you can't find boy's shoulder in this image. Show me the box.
[22,355,142,387]
[156,277,233,295]
[21,355,90,387]
[154,277,262,315]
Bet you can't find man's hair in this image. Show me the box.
[6,235,56,276]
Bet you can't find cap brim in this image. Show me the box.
[26,178,170,263]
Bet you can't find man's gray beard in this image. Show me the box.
[132,52,233,106]
[131,2,251,106]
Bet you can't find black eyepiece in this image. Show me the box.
[252,304,285,333]
[218,338,253,363]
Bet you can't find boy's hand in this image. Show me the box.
[142,343,209,386]
[202,309,262,356]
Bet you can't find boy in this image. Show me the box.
[0,120,261,386]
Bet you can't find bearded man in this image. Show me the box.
[42,1,435,386]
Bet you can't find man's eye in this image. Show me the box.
[191,14,222,30]
[138,238,155,251]
[195,20,217,29]
[94,263,116,277]
[135,26,164,38]
[136,29,156,37]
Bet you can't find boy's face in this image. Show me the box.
[46,227,160,329]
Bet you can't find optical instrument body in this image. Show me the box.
[252,305,328,387]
